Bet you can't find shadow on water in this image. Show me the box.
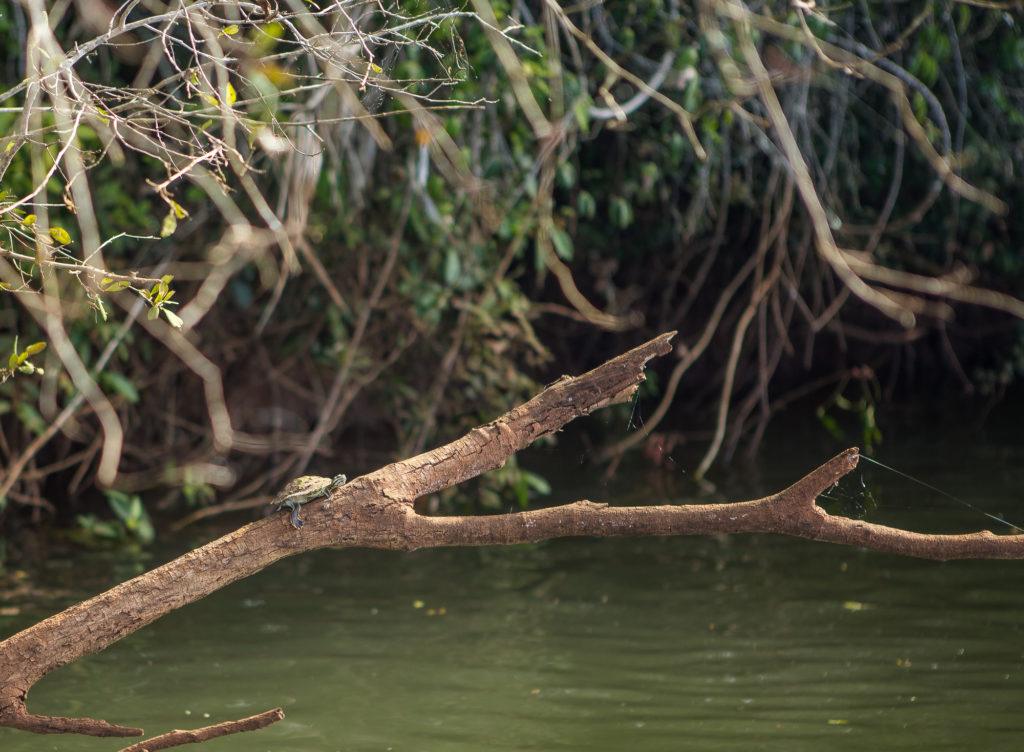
[2,406,1024,751]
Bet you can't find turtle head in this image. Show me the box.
[330,473,348,489]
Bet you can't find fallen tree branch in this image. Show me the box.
[118,708,284,752]
[409,447,1024,560]
[0,332,673,737]
[1,330,1022,744]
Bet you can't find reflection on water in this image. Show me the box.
[2,412,1024,751]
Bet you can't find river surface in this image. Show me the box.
[2,404,1023,751]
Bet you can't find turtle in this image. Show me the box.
[271,473,347,529]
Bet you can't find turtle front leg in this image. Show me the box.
[286,501,304,529]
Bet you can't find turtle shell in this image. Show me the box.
[272,475,332,506]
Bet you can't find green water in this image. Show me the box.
[2,412,1024,751]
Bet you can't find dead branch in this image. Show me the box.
[0,332,672,738]
[118,708,284,752]
[2,332,1023,745]
[404,448,1024,560]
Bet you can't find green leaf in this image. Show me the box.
[572,95,591,132]
[911,51,939,88]
[680,45,699,68]
[131,499,154,543]
[100,372,140,403]
[133,511,155,544]
[106,490,134,523]
[170,200,188,220]
[81,516,122,540]
[957,4,971,34]
[683,76,702,113]
[513,476,529,508]
[222,24,240,35]
[92,522,121,539]
[128,495,143,522]
[49,226,72,245]
[261,20,284,39]
[147,306,160,321]
[523,471,551,496]
[225,82,237,107]
[609,197,634,229]
[577,191,596,219]
[163,309,184,329]
[556,162,576,190]
[7,353,18,371]
[443,249,461,285]
[101,278,131,292]
[23,341,46,356]
[549,227,573,261]
[160,210,177,238]
[21,213,36,227]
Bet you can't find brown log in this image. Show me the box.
[1,330,1022,743]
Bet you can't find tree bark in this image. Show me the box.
[1,331,1022,744]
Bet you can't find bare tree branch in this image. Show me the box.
[0,332,673,737]
[118,708,284,752]
[2,332,1022,744]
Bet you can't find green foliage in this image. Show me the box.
[48,226,72,246]
[480,456,551,510]
[74,491,154,547]
[99,372,140,404]
[1,338,46,382]
[549,226,574,261]
[2,0,1024,541]
[436,455,551,513]
[180,477,216,507]
[141,275,182,329]
[609,197,634,229]
[816,373,884,455]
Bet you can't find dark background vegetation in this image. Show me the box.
[1,0,1023,559]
